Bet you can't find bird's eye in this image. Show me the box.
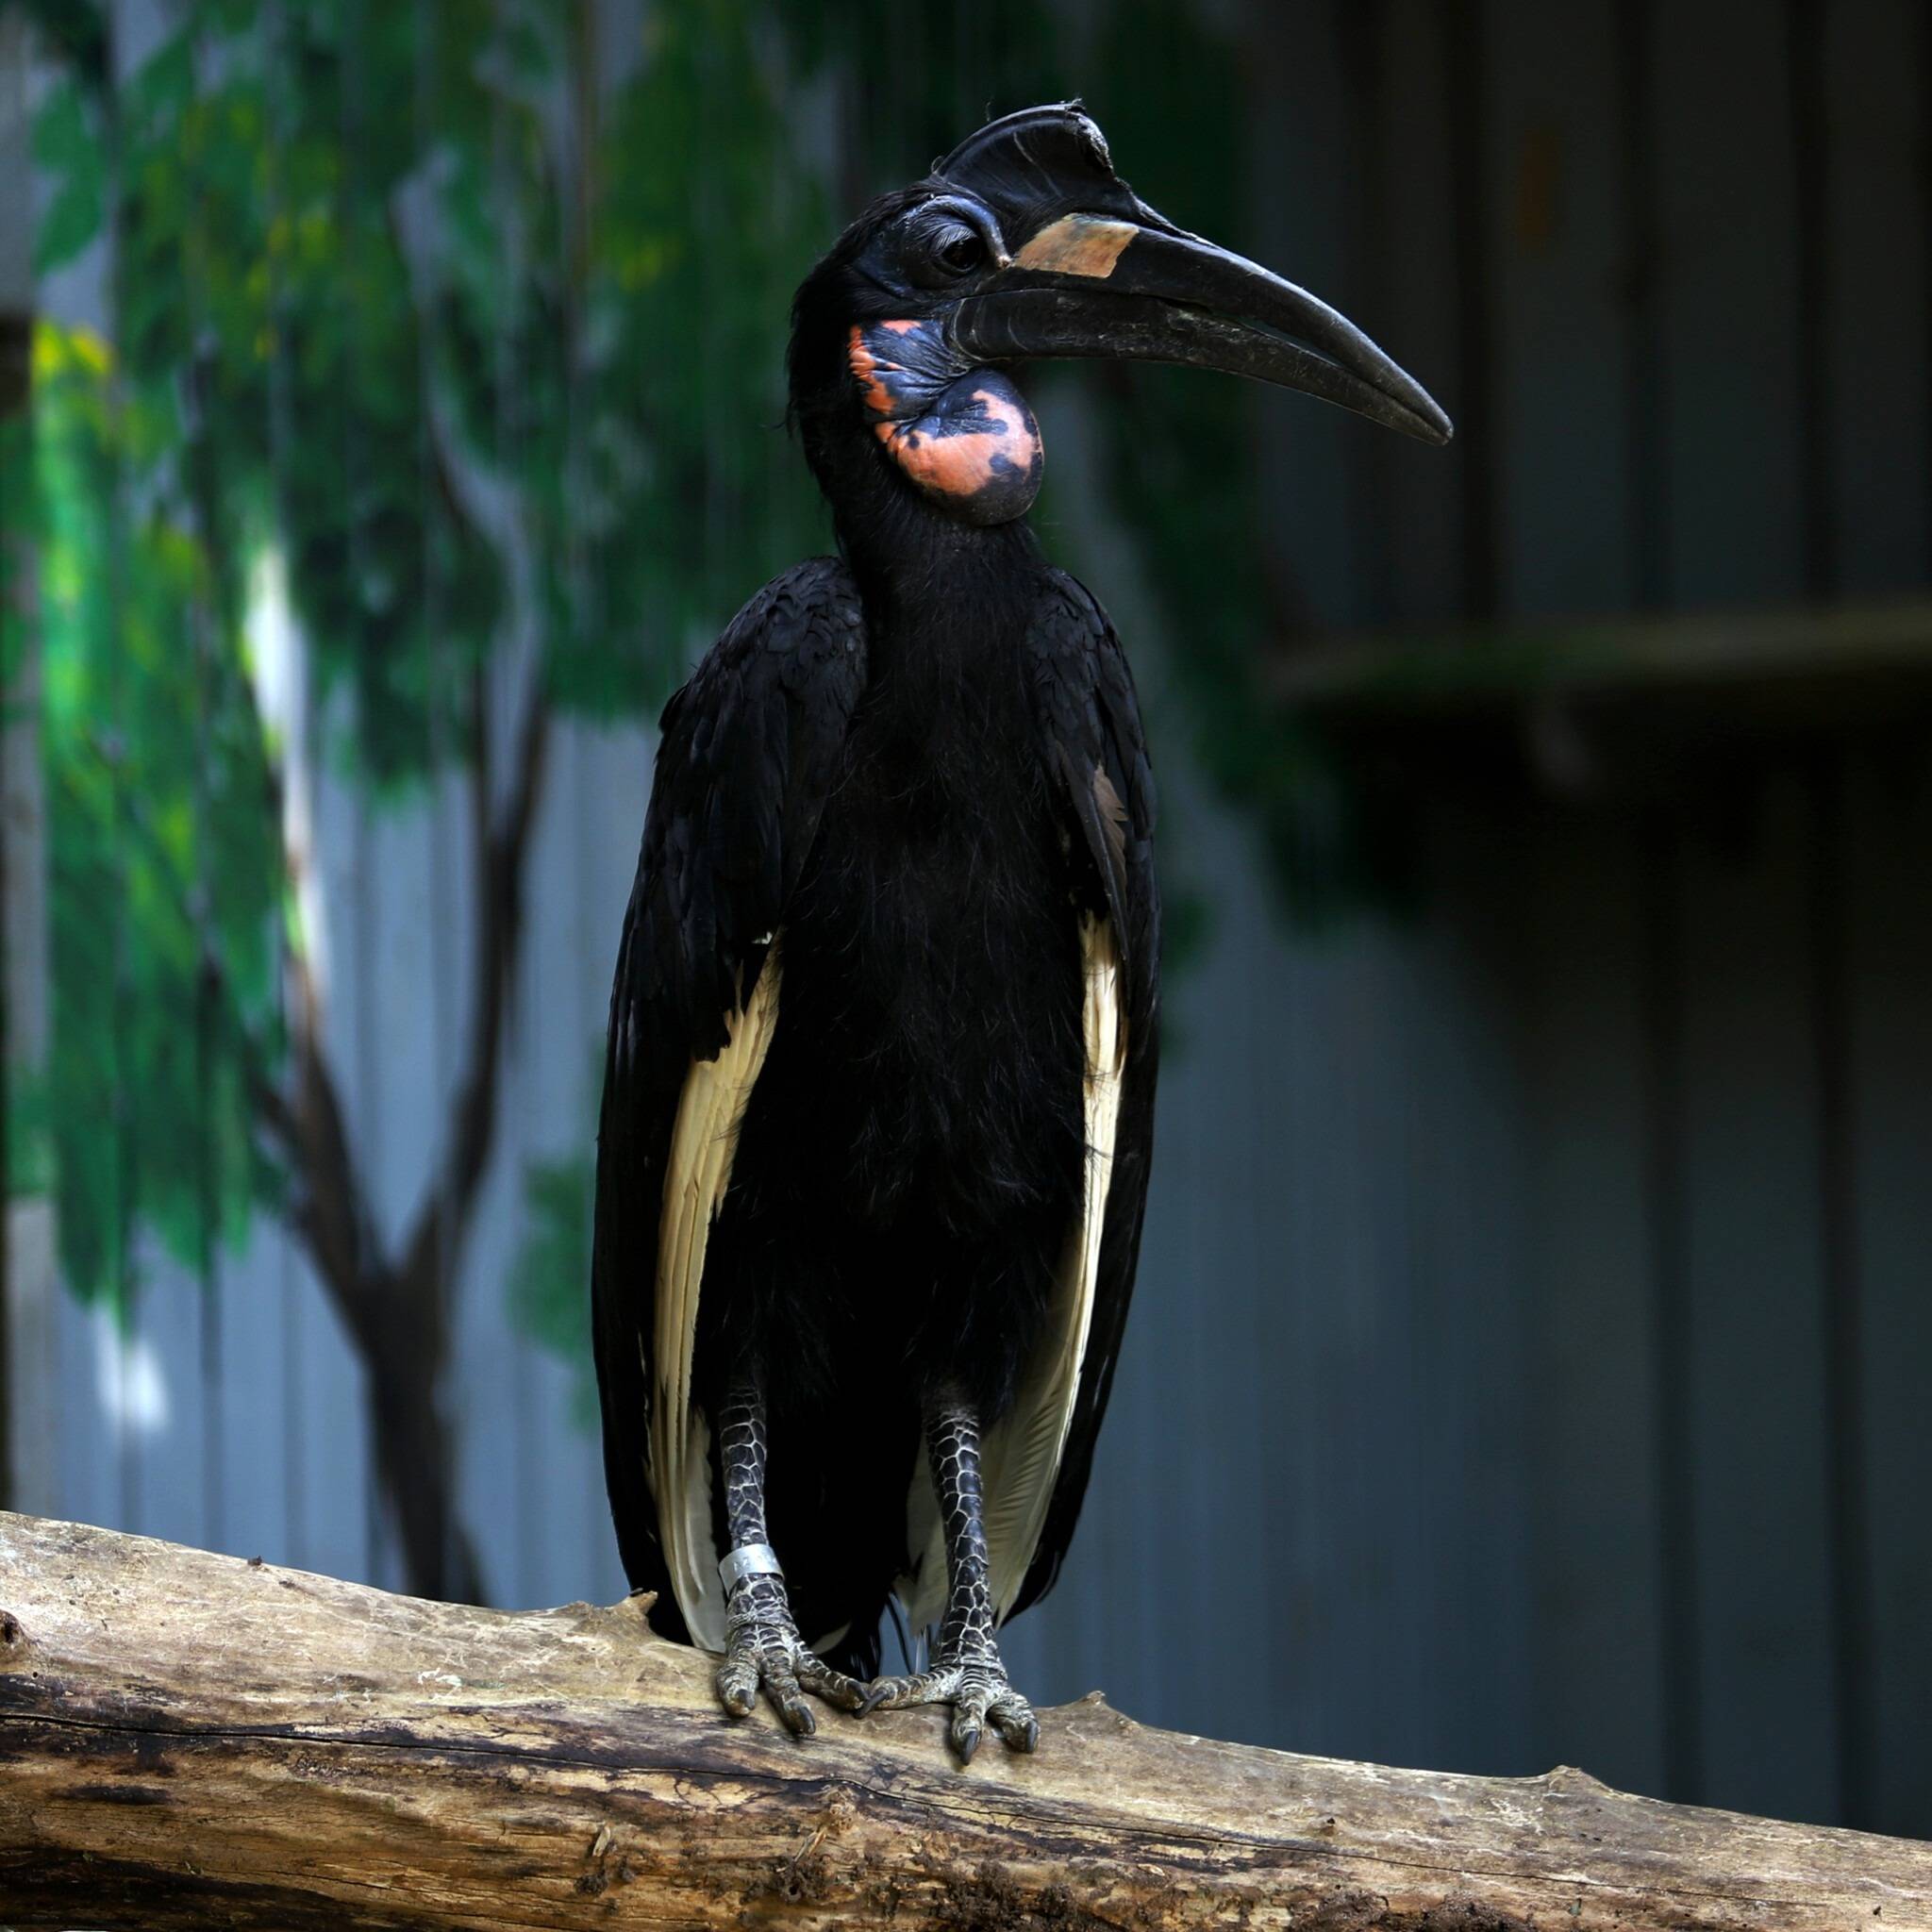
[935,229,986,276]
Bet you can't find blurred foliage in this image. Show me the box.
[8,0,106,90]
[13,0,1351,1391]
[508,1144,598,1431]
[29,321,287,1301]
[19,0,833,1316]
[1,357,47,1206]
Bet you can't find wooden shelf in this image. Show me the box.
[1263,598,1932,800]
[1268,597,1932,717]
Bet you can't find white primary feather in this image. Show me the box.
[652,939,784,1653]
[899,913,1128,1629]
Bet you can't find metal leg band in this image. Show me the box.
[719,1541,783,1594]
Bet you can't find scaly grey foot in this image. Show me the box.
[711,1370,863,1735]
[859,1644,1039,1761]
[858,1389,1039,1761]
[715,1573,865,1735]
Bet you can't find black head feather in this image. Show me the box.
[931,102,1167,250]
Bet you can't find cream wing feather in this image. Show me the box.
[651,940,785,1653]
[898,913,1128,1628]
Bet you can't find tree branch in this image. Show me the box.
[281,938,381,1330]
[383,180,558,1311]
[0,1512,1925,1932]
[396,675,551,1307]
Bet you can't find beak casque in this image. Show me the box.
[935,104,1453,447]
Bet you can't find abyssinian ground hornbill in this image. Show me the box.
[592,103,1449,1761]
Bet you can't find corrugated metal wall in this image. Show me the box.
[6,0,1931,1842]
[1514,758,1932,1836]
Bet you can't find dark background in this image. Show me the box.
[1,0,1928,1838]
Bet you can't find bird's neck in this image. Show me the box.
[800,358,1047,604]
[818,474,1042,732]
[824,427,1047,632]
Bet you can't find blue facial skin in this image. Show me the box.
[849,319,1044,525]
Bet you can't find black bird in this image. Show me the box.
[592,103,1449,1760]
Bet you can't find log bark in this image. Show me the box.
[0,1512,1925,1931]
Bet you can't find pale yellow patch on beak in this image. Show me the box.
[1013,213,1139,278]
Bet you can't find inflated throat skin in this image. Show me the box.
[849,319,1043,525]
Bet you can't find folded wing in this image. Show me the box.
[591,559,868,1647]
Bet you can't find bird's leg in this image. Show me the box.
[712,1366,865,1734]
[858,1387,1040,1761]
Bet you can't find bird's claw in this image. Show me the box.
[715,1600,865,1736]
[858,1651,1039,1761]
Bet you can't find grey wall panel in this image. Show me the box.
[1822,0,1932,596]
[1652,0,1807,606]
[1674,778,1840,1823]
[125,1244,210,1552]
[1486,0,1637,616]
[56,1296,120,1541]
[212,1230,295,1568]
[1250,0,1370,632]
[1843,749,1932,1836]
[1520,812,1668,1796]
[1374,0,1467,623]
[1410,808,1538,1775]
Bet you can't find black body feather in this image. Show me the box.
[591,529,1158,1670]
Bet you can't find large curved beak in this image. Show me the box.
[949,214,1452,446]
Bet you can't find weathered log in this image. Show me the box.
[0,1511,1924,1930]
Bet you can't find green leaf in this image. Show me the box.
[508,1147,599,1434]
[31,80,104,273]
